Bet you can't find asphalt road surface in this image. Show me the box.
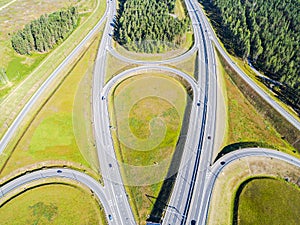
[0,0,299,224]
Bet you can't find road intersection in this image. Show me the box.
[0,0,299,224]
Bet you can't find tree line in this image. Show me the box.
[11,6,79,55]
[114,0,190,53]
[200,0,299,93]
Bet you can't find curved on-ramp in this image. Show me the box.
[197,148,300,225]
[101,65,199,97]
[0,168,113,223]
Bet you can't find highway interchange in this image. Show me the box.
[0,0,299,224]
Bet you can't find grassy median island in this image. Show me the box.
[109,74,189,223]
[234,177,300,225]
[0,28,104,180]
[0,183,106,225]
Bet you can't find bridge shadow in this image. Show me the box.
[146,90,193,223]
[214,141,280,163]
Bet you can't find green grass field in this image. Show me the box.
[216,52,298,158]
[0,0,106,139]
[0,29,104,180]
[109,74,187,223]
[235,177,300,225]
[0,183,106,225]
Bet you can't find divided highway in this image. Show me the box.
[0,0,299,224]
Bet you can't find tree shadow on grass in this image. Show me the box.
[214,141,279,163]
[146,92,193,223]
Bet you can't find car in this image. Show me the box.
[57,170,62,173]
[197,102,200,106]
[101,96,105,100]
[208,135,211,140]
[220,161,225,165]
[109,163,112,168]
[191,220,196,225]
[108,214,113,220]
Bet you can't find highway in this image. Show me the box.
[162,0,217,223]
[0,0,299,224]
[0,0,109,154]
[92,0,136,224]
[1,148,299,225]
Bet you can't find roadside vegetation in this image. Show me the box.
[114,0,190,53]
[109,74,187,223]
[0,28,104,181]
[234,177,300,225]
[215,51,298,160]
[200,0,299,115]
[0,0,105,139]
[0,183,106,225]
[229,55,300,121]
[11,7,79,55]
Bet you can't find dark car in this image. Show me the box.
[220,161,225,165]
[191,220,196,225]
[57,170,62,173]
[108,214,113,220]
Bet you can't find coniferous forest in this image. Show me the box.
[114,0,190,53]
[11,7,79,55]
[200,0,299,95]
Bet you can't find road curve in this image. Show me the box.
[101,65,199,96]
[0,168,113,223]
[197,148,300,225]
